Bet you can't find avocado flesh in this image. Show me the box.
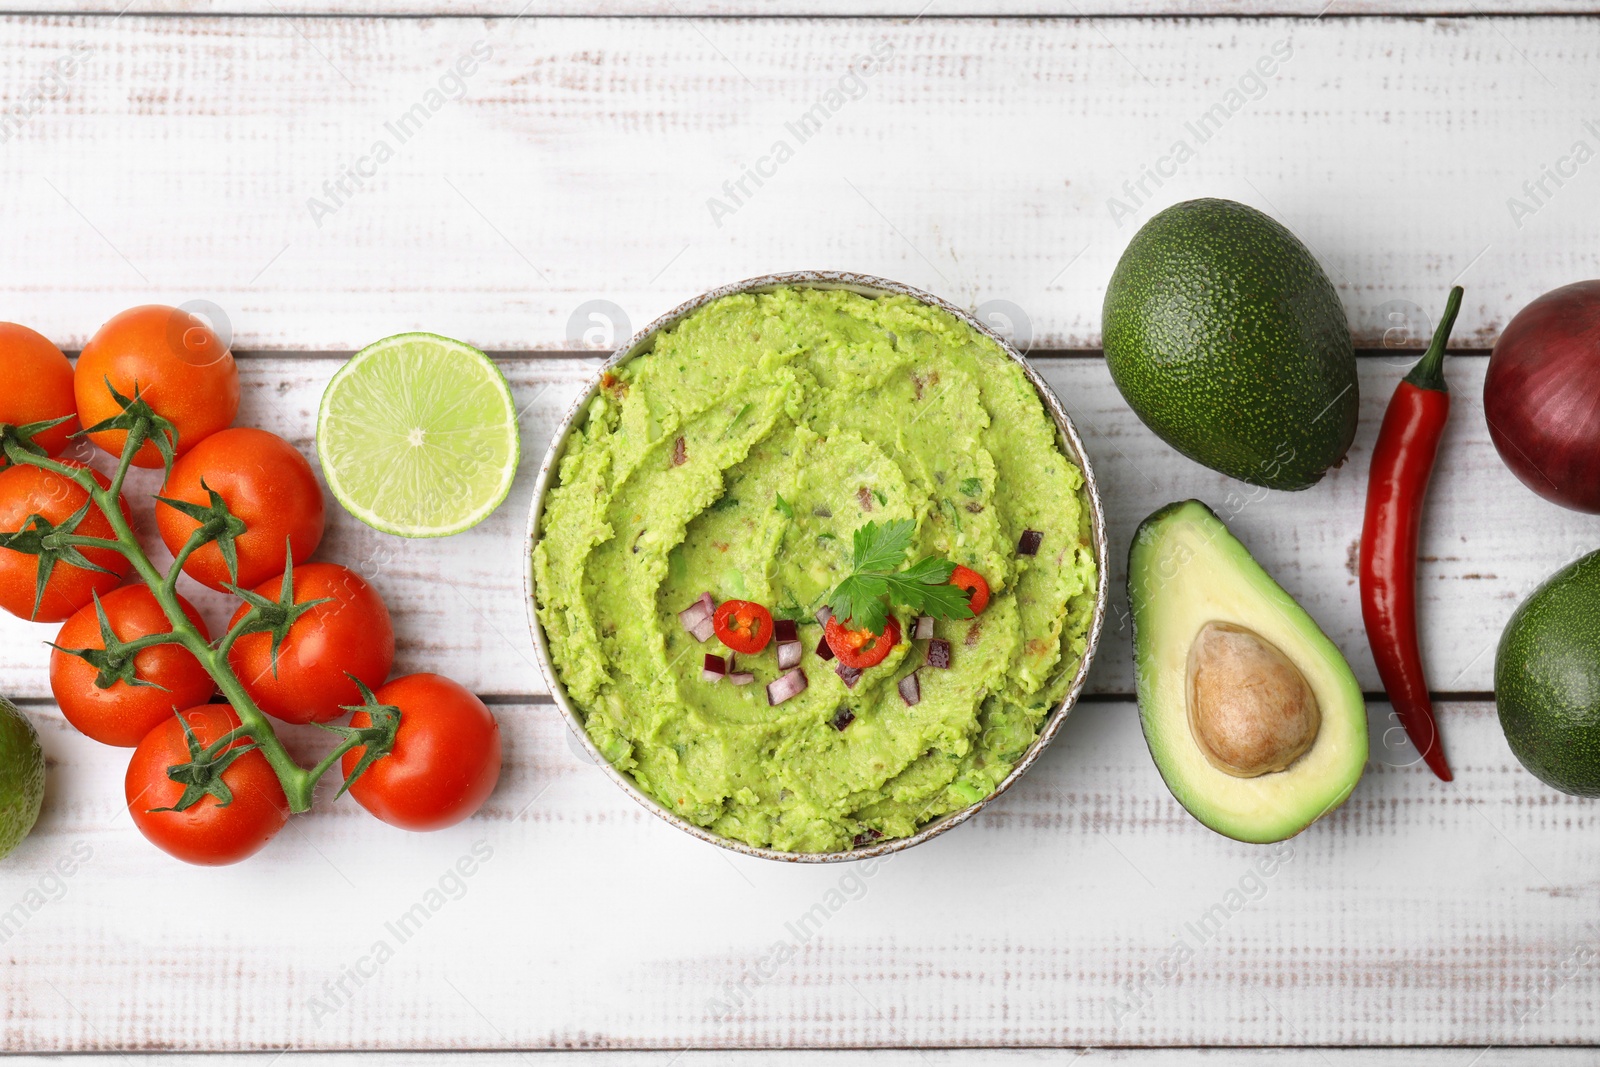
[1129,500,1367,843]
[1495,550,1600,797]
[1103,198,1358,491]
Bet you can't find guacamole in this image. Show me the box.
[533,287,1097,852]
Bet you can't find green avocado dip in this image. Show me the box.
[532,286,1097,853]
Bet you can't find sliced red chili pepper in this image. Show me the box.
[712,599,774,655]
[824,614,901,670]
[948,565,990,615]
[1359,285,1463,783]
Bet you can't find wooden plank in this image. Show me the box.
[0,354,1588,703]
[0,2,1590,14]
[3,1053,1599,1066]
[0,16,1596,350]
[2,694,1595,1050]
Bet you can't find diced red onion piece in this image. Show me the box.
[767,668,808,706]
[1017,529,1044,556]
[702,653,727,682]
[774,619,799,643]
[672,436,688,466]
[815,606,833,626]
[728,671,756,686]
[777,640,802,669]
[913,615,934,640]
[830,707,856,731]
[836,663,863,689]
[679,592,716,640]
[926,638,952,669]
[816,635,836,661]
[898,671,921,706]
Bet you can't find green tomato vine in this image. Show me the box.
[0,383,398,814]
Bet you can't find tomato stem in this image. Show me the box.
[11,420,340,814]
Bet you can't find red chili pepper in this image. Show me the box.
[1359,285,1463,782]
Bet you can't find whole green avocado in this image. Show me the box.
[1495,550,1600,797]
[1102,198,1358,490]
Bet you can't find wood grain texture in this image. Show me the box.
[2,693,1595,1050]
[0,15,1596,349]
[0,1,1592,13]
[1,354,1590,705]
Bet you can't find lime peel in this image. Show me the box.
[316,332,519,538]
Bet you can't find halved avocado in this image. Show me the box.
[1128,500,1367,843]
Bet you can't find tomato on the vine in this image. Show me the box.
[76,305,239,467]
[949,565,990,615]
[341,673,502,831]
[0,463,131,622]
[712,599,774,654]
[51,585,216,747]
[155,427,325,592]
[125,704,288,866]
[226,562,394,725]
[0,323,77,461]
[824,613,902,670]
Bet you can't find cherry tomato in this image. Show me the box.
[0,322,77,461]
[76,305,239,468]
[125,704,288,866]
[712,599,775,654]
[0,462,131,622]
[949,565,991,615]
[825,613,902,670]
[51,585,215,747]
[342,673,502,831]
[226,562,394,725]
[155,427,325,592]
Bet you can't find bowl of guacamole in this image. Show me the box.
[527,272,1107,861]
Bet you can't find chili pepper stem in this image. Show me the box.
[1403,285,1464,392]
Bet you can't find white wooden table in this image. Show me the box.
[2,3,1598,1062]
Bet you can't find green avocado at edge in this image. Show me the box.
[1495,550,1600,797]
[1103,198,1359,491]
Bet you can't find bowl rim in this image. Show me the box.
[522,270,1109,863]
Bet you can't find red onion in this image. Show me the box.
[926,638,952,669]
[678,593,716,642]
[815,635,835,661]
[1017,530,1044,556]
[912,616,934,640]
[830,707,855,731]
[672,436,687,466]
[898,671,921,706]
[777,640,802,669]
[1485,280,1600,514]
[815,606,833,625]
[774,619,799,643]
[728,671,756,686]
[767,668,807,705]
[836,663,863,689]
[702,653,727,683]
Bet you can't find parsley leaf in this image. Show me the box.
[775,493,794,519]
[824,521,976,634]
[958,476,983,496]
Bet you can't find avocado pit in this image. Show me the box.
[1186,621,1320,778]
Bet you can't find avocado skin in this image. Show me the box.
[1495,550,1600,797]
[1103,198,1358,491]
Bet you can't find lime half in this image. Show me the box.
[317,333,519,538]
